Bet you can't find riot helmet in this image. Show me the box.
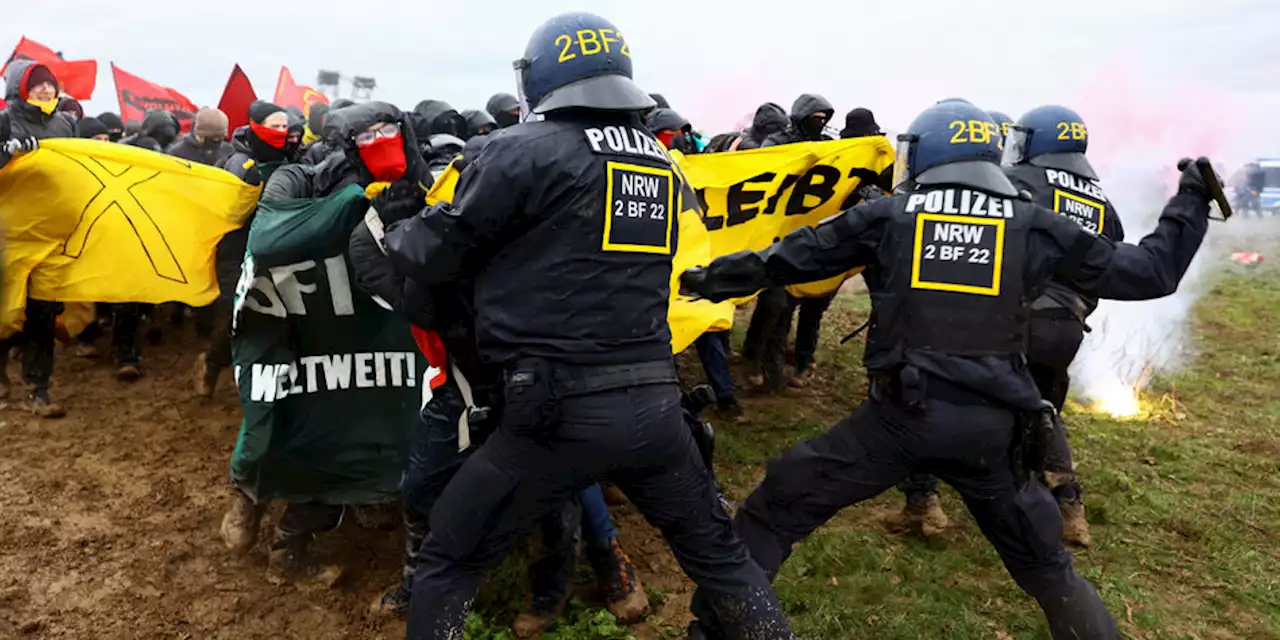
[513,12,655,118]
[1003,105,1096,179]
[986,110,1014,143]
[893,101,1016,197]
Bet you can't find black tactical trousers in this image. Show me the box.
[697,390,1117,639]
[407,371,792,640]
[899,311,1083,500]
[398,377,580,614]
[746,287,792,392]
[791,294,834,374]
[0,299,62,389]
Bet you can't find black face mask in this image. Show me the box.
[248,135,288,164]
[199,137,225,151]
[107,130,123,142]
[494,110,520,129]
[798,115,827,141]
[153,125,178,148]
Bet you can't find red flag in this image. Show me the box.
[3,36,97,100]
[217,64,257,132]
[273,66,329,118]
[111,63,198,130]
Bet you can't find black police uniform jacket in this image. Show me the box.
[1006,164,1125,321]
[688,185,1207,410]
[384,112,691,367]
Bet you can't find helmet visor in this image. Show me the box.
[1001,125,1030,167]
[892,133,914,192]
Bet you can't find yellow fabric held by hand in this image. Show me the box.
[0,139,260,337]
[424,137,893,352]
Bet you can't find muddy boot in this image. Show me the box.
[266,536,342,587]
[1046,472,1091,548]
[27,387,65,419]
[884,493,948,539]
[513,594,565,639]
[370,579,412,616]
[116,364,142,382]
[588,538,650,624]
[220,492,265,554]
[193,353,218,398]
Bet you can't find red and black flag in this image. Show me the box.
[111,63,198,131]
[2,36,97,99]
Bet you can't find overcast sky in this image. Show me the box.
[4,0,1279,170]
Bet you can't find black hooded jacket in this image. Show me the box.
[263,101,430,202]
[460,109,497,140]
[219,102,291,186]
[761,94,834,148]
[1,61,76,168]
[485,93,520,128]
[167,133,234,167]
[737,102,787,151]
[121,110,180,149]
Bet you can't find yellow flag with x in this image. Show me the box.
[0,139,260,337]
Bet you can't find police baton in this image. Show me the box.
[1180,157,1232,221]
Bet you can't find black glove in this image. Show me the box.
[371,180,427,224]
[1176,156,1213,201]
[2,137,39,155]
[679,251,771,302]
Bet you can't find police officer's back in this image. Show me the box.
[682,100,1216,639]
[383,12,794,640]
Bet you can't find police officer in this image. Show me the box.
[681,99,1216,639]
[890,105,1116,547]
[989,109,1015,142]
[382,12,793,640]
[1001,105,1125,547]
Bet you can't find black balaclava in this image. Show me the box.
[247,100,289,163]
[76,116,108,139]
[97,112,125,141]
[141,109,180,149]
[485,92,520,128]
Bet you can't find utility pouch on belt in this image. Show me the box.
[502,358,560,440]
[1018,400,1058,484]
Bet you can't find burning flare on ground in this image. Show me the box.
[1087,367,1153,419]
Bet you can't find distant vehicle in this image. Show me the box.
[1228,159,1280,216]
[1259,159,1280,215]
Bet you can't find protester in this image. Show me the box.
[75,116,110,141]
[459,109,496,140]
[303,103,328,145]
[647,107,698,154]
[195,102,293,398]
[0,60,77,417]
[409,100,467,176]
[736,102,788,151]
[167,107,233,166]
[484,92,520,128]
[56,96,84,121]
[97,111,125,142]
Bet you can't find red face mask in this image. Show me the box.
[251,121,289,150]
[358,133,407,182]
[656,130,678,149]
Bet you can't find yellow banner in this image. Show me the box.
[0,139,260,337]
[423,137,892,352]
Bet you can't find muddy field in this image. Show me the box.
[0,332,690,639]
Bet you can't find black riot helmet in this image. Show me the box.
[1003,105,1096,179]
[513,12,655,118]
[894,101,1016,197]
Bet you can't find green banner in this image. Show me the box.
[229,185,426,504]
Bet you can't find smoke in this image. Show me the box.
[1068,64,1280,409]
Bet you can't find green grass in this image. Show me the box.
[468,265,1280,638]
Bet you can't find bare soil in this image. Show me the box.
[0,331,688,640]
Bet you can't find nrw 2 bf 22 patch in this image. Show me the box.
[910,213,1005,296]
[603,161,674,254]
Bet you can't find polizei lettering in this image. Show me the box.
[236,352,420,403]
[1045,169,1106,200]
[584,126,670,161]
[905,189,1014,218]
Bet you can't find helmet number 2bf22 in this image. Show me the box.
[556,30,629,63]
